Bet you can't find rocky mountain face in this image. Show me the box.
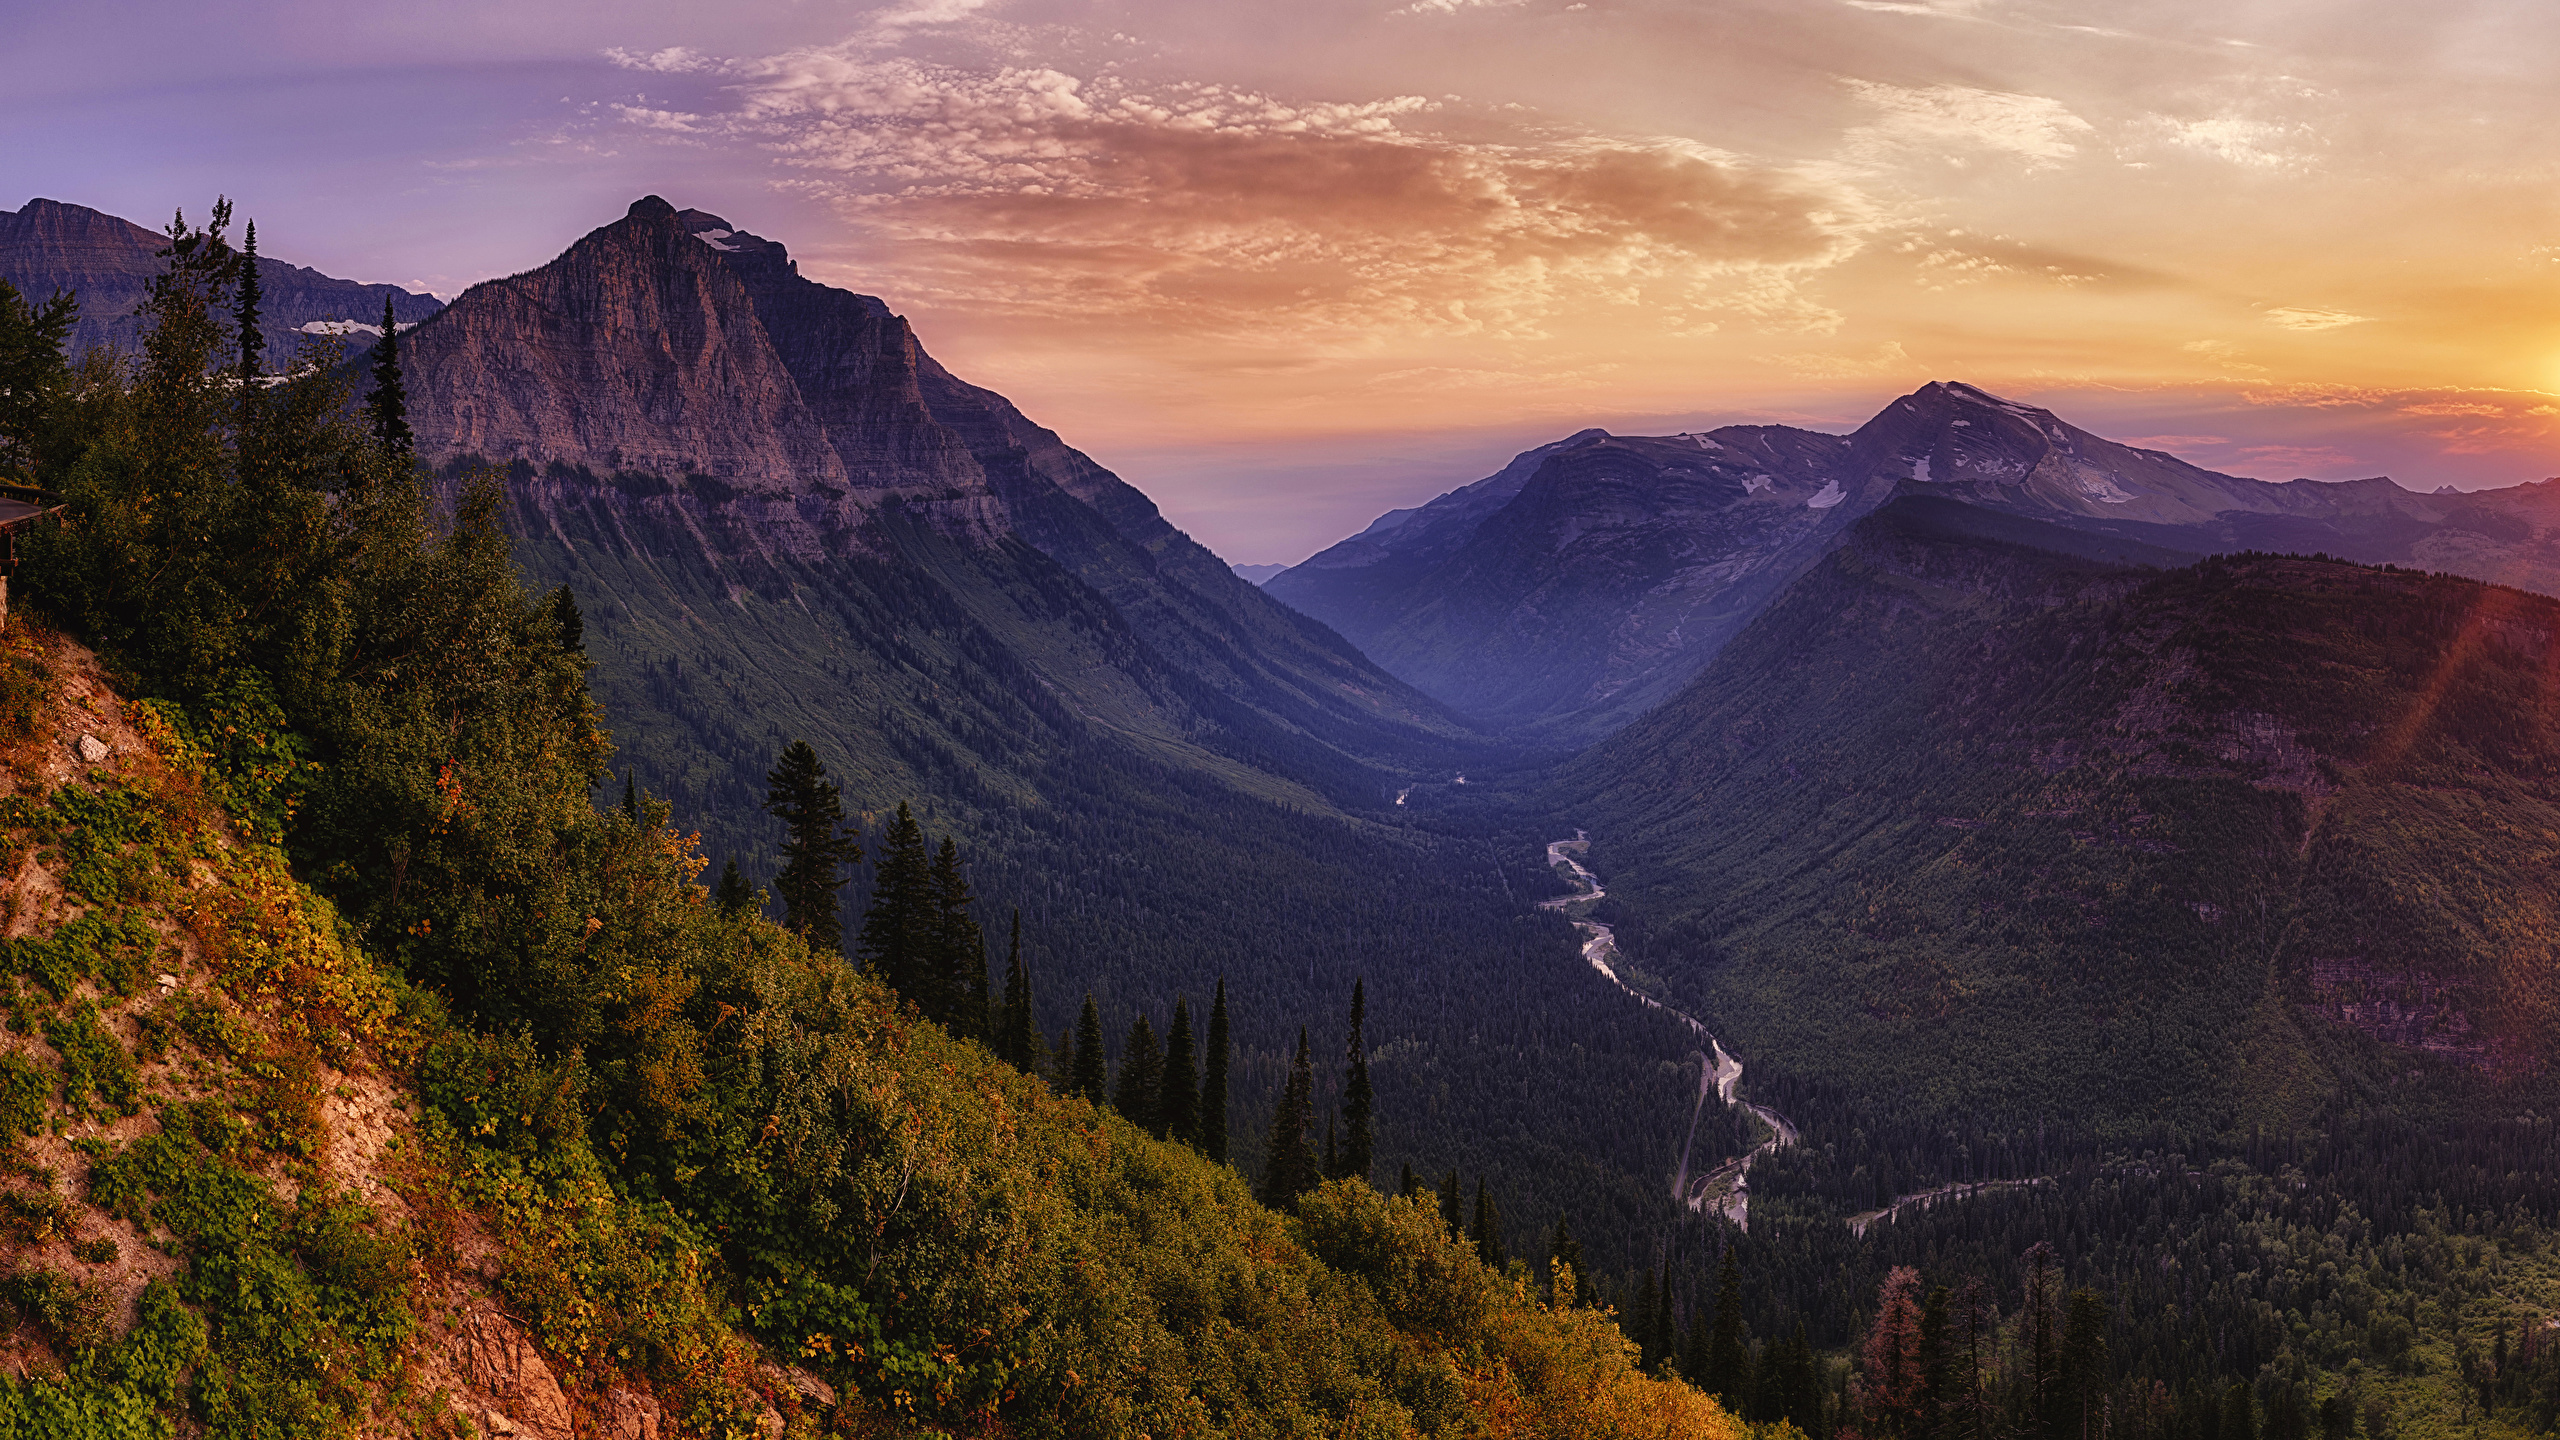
[0,197,442,363]
[1272,380,2560,742]
[1561,495,2560,1134]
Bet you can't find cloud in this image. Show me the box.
[666,50,1868,343]
[605,46,715,73]
[1841,81,2094,169]
[2237,444,2359,472]
[2122,434,2229,449]
[2263,306,2373,331]
[1843,0,1991,16]
[2402,402,2504,417]
[1393,0,1529,14]
[2162,116,2306,169]
[870,0,996,32]
[2183,338,2268,373]
[1776,341,1912,378]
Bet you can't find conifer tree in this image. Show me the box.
[1680,1298,1708,1389]
[1636,1268,1664,1370]
[1706,1246,1750,1406]
[856,802,932,1001]
[1000,911,1036,1071]
[1321,1117,1338,1179]
[761,741,858,952]
[1865,1265,1927,1435]
[1549,1216,1584,1306]
[2058,1289,2110,1440]
[1114,1013,1162,1134]
[1439,1170,1463,1241]
[622,772,639,818]
[233,218,263,389]
[927,835,987,1036]
[1158,997,1198,1145]
[2023,1242,2061,1437]
[1259,1028,1318,1207]
[1470,1178,1503,1269]
[1400,1163,1421,1200]
[365,294,411,456]
[2221,1383,2258,1440]
[1052,1026,1075,1094]
[1333,979,1373,1184]
[1917,1284,1952,1439]
[1070,993,1107,1106]
[550,585,584,657]
[1201,978,1231,1163]
[713,856,753,917]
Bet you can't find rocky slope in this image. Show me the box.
[1560,495,2560,1136]
[0,197,442,364]
[402,197,1472,844]
[1272,381,2560,742]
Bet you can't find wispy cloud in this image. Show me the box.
[604,46,715,74]
[631,49,1870,343]
[2263,306,2373,331]
[1841,81,2094,168]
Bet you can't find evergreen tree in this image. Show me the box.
[761,741,858,952]
[1158,997,1198,1145]
[233,218,263,388]
[927,835,987,1036]
[1070,994,1107,1106]
[1321,1117,1338,1179]
[1052,1026,1075,1094]
[2023,1243,2062,1440]
[1113,1013,1163,1134]
[364,294,410,456]
[999,911,1036,1071]
[1864,1265,1926,1437]
[0,278,78,476]
[1767,1322,1822,1437]
[1259,1028,1318,1208]
[1706,1245,1750,1405]
[713,856,753,917]
[1470,1177,1503,1269]
[1917,1284,1952,1440]
[1400,1163,1422,1200]
[1201,978,1231,1163]
[1548,1216,1584,1305]
[856,802,932,1000]
[1333,979,1373,1184]
[2058,1289,2110,1440]
[2221,1383,2258,1440]
[1680,1299,1708,1391]
[622,771,640,818]
[1438,1170,1463,1242]
[550,584,584,657]
[1635,1267,1664,1371]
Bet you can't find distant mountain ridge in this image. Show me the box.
[1270,380,2560,742]
[0,196,443,362]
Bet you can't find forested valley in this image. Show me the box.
[2,198,2558,1440]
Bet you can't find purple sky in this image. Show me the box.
[13,0,2560,564]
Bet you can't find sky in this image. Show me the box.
[11,1,2560,564]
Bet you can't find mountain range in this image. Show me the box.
[0,197,443,362]
[1273,380,2560,742]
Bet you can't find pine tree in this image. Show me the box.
[1320,1117,1335,1178]
[1470,1178,1503,1269]
[1707,1245,1750,1405]
[550,585,584,657]
[1680,1297,1709,1389]
[1051,1025,1075,1094]
[2023,1242,2062,1439]
[1865,1265,1927,1437]
[2058,1289,2110,1440]
[713,856,753,917]
[1549,1216,1584,1306]
[1400,1163,1422,1200]
[1159,997,1198,1145]
[1070,994,1108,1106]
[622,771,640,818]
[2221,1383,2258,1440]
[1768,1322,1821,1436]
[232,218,263,388]
[1334,979,1373,1184]
[927,835,987,1036]
[1438,1170,1463,1242]
[856,802,932,1001]
[1636,1268,1664,1371]
[1201,978,1231,1163]
[1114,1013,1163,1134]
[1917,1284,1952,1440]
[1259,1028,1318,1208]
[999,912,1036,1071]
[761,741,858,952]
[365,294,411,456]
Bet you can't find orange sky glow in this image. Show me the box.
[13,0,2560,561]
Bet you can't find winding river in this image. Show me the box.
[1539,833,1796,1227]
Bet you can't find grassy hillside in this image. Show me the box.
[1566,496,2560,1139]
[0,617,1741,1438]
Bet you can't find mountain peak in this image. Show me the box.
[626,194,678,221]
